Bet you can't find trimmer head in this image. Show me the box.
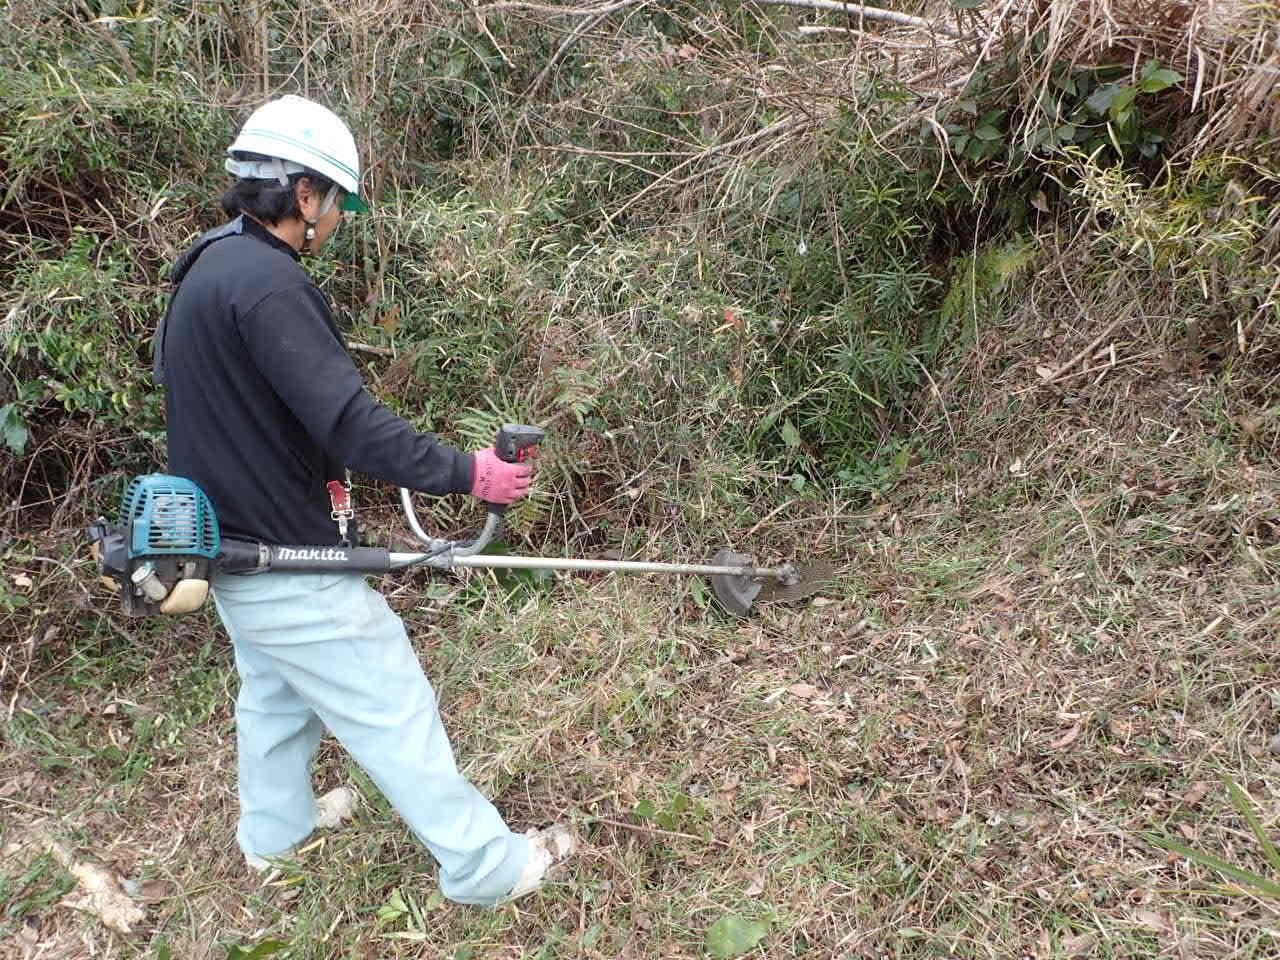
[709,547,837,618]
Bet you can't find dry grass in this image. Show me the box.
[1001,1,1280,158]
[3,4,1278,959]
[4,242,1278,956]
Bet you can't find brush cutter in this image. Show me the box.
[87,424,828,618]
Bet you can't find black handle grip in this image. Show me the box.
[486,423,545,516]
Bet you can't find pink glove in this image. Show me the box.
[470,447,533,504]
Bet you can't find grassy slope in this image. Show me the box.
[3,288,1277,959]
[4,4,1279,958]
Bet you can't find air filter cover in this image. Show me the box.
[120,474,221,560]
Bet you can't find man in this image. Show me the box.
[154,95,575,906]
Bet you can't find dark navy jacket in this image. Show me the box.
[155,216,472,545]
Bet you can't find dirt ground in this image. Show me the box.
[3,312,1278,959]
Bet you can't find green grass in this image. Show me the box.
[2,3,1278,958]
[6,391,1277,957]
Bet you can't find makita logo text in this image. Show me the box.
[276,547,348,561]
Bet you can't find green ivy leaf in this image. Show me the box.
[1052,72,1077,96]
[0,404,27,456]
[973,125,1002,142]
[444,50,469,79]
[376,888,408,924]
[1139,68,1183,93]
[1108,86,1138,120]
[705,914,771,958]
[780,419,801,448]
[633,798,657,819]
[1085,84,1121,114]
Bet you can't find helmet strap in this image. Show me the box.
[271,156,290,186]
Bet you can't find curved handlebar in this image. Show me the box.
[397,425,542,563]
[398,487,503,559]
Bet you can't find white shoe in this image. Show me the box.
[244,787,357,872]
[497,823,578,904]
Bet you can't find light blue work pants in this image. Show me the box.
[210,571,529,905]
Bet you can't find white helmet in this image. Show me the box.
[225,95,367,212]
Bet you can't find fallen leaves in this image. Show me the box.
[783,764,810,789]
[1131,909,1174,935]
[1181,781,1212,807]
[967,576,1017,606]
[1050,722,1083,749]
[1060,930,1097,957]
[787,682,824,700]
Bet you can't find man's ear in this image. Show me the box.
[294,177,318,219]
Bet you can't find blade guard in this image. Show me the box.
[709,548,762,618]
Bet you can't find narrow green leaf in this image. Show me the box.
[1227,778,1280,875]
[705,914,771,958]
[951,0,985,8]
[1147,834,1280,898]
[784,838,835,867]
[226,942,287,960]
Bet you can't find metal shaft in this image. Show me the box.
[388,552,792,579]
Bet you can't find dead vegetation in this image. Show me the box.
[4,296,1277,955]
[3,2,1279,958]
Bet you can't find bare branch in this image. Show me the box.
[346,341,395,357]
[477,0,962,38]
[757,0,962,38]
[476,0,641,16]
[527,4,644,96]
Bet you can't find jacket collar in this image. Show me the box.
[241,215,302,262]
